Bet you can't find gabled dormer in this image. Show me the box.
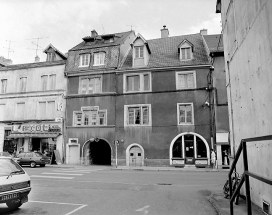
[43,44,67,62]
[131,33,151,68]
[178,39,194,61]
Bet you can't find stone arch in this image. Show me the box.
[169,132,210,165]
[126,143,145,166]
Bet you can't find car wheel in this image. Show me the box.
[30,161,36,168]
[6,200,22,209]
[40,164,45,167]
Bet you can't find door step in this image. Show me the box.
[184,165,196,169]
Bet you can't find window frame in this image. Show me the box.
[124,104,152,127]
[19,77,27,92]
[79,76,102,94]
[73,107,107,126]
[175,71,196,90]
[16,102,25,119]
[135,46,144,58]
[37,101,56,119]
[177,103,194,125]
[79,53,90,67]
[123,72,151,93]
[93,52,105,66]
[47,52,55,62]
[1,79,7,93]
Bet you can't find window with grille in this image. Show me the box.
[125,104,151,126]
[178,103,194,125]
[79,54,90,67]
[80,77,101,94]
[176,71,196,89]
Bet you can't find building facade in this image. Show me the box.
[0,44,67,161]
[216,0,272,210]
[65,27,224,168]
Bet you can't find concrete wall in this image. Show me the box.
[219,0,272,209]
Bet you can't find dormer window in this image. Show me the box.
[178,40,194,61]
[47,52,55,61]
[135,46,144,58]
[94,52,105,66]
[180,47,192,60]
[79,54,90,67]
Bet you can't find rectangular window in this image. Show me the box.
[176,71,196,89]
[49,74,56,90]
[1,79,7,93]
[38,101,55,119]
[41,75,48,91]
[94,52,105,66]
[16,103,25,119]
[20,77,27,92]
[47,53,55,61]
[124,73,151,93]
[135,46,144,58]
[178,103,194,125]
[180,47,192,60]
[73,108,106,126]
[125,104,151,126]
[79,54,90,67]
[80,77,101,94]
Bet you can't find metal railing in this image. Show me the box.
[229,135,272,215]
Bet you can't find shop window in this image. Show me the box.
[172,136,183,158]
[196,136,207,158]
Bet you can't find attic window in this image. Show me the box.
[180,47,192,60]
[135,46,144,58]
[47,53,55,62]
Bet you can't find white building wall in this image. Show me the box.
[220,0,272,210]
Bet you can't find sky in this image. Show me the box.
[0,0,221,64]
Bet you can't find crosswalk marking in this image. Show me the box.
[31,175,74,179]
[42,172,83,176]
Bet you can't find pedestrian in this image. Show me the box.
[211,149,216,169]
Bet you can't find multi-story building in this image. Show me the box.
[216,0,272,211]
[65,30,136,164]
[0,44,67,161]
[65,27,225,168]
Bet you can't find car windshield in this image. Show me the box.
[0,152,11,157]
[0,158,25,176]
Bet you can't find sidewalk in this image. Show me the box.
[208,191,264,215]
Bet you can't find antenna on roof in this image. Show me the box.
[126,25,138,31]
[26,37,49,56]
[3,40,16,59]
[102,24,105,35]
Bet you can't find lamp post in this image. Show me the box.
[114,140,119,168]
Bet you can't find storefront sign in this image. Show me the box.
[12,124,61,133]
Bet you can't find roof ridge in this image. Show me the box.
[146,33,202,42]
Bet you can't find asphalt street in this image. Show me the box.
[0,166,228,215]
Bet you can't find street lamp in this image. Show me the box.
[114,139,124,168]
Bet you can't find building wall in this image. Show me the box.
[220,0,272,208]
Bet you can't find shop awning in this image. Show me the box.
[7,132,60,139]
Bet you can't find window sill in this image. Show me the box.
[178,123,194,126]
[124,90,151,94]
[125,125,152,127]
[78,65,89,68]
[93,64,105,66]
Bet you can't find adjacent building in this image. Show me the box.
[216,0,272,211]
[0,44,67,161]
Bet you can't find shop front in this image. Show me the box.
[170,132,210,168]
[7,122,63,161]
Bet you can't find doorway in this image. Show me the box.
[129,146,143,166]
[88,139,111,165]
[184,135,194,164]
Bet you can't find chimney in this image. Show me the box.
[91,29,98,38]
[200,29,208,35]
[35,55,40,63]
[161,25,169,38]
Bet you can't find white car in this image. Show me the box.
[0,156,31,209]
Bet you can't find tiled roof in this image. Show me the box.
[69,31,134,51]
[120,33,210,70]
[0,60,66,71]
[203,34,223,53]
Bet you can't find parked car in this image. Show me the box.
[0,156,31,209]
[16,152,51,168]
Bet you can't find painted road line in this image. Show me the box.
[42,172,83,176]
[30,175,74,179]
[52,170,92,173]
[28,200,87,215]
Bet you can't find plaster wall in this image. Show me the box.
[221,0,272,208]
